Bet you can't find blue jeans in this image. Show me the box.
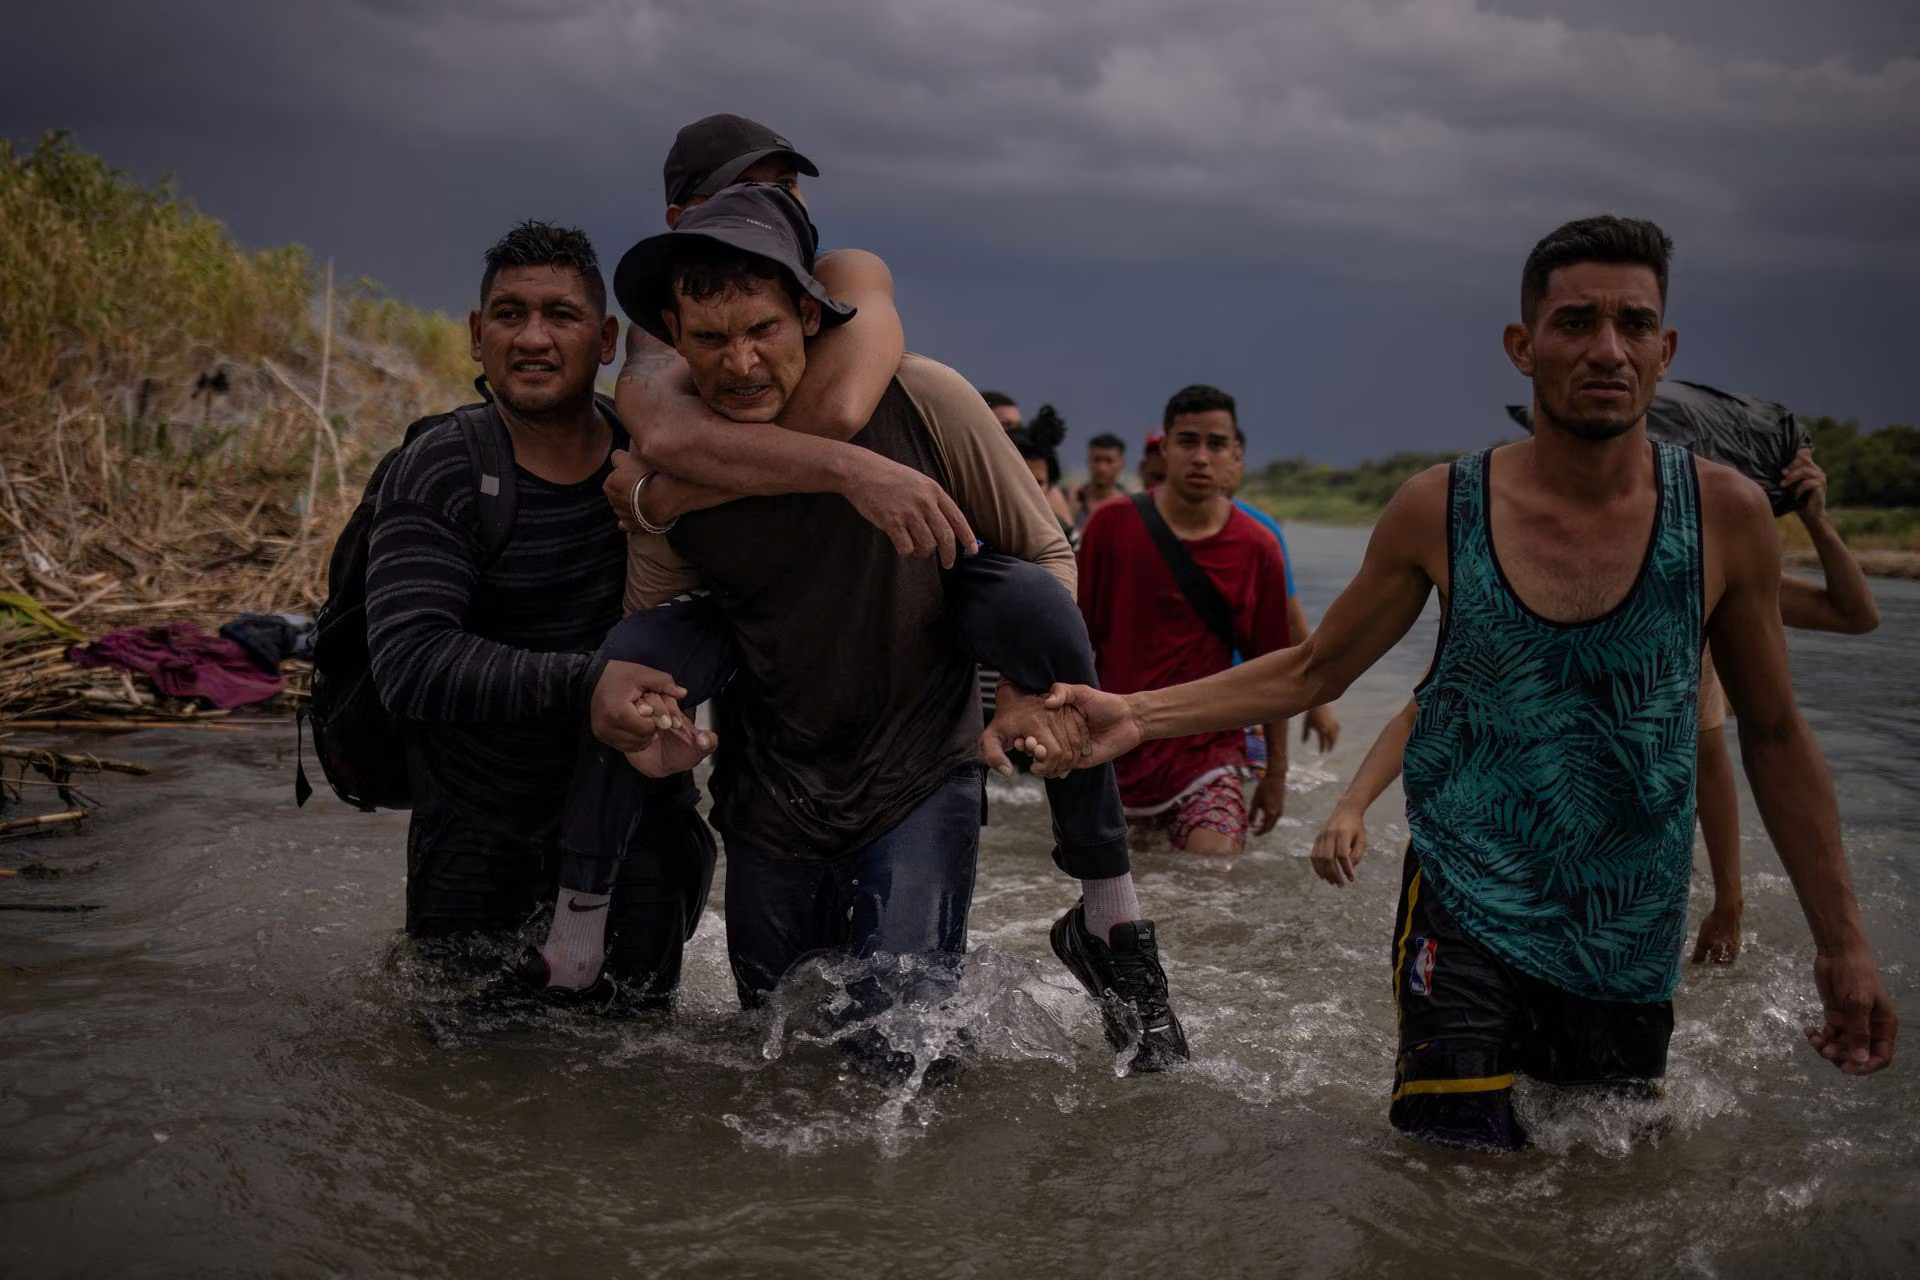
[723,765,984,1010]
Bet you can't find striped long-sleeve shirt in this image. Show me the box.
[365,415,626,819]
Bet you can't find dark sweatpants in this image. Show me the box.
[406,730,714,998]
[555,550,1130,902]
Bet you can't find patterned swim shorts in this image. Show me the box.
[1128,772,1248,852]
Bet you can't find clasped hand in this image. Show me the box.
[980,681,1091,777]
[589,659,717,777]
[981,682,1145,775]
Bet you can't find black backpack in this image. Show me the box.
[296,387,626,810]
[296,392,518,811]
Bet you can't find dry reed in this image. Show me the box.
[0,132,474,728]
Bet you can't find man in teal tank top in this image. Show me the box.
[1042,215,1898,1150]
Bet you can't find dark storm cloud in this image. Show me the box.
[4,0,1916,460]
[294,0,1920,272]
[15,0,1913,268]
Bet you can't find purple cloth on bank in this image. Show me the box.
[67,622,284,709]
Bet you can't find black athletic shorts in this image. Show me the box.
[1389,846,1674,1151]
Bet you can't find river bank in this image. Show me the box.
[1783,547,1920,580]
[0,135,468,730]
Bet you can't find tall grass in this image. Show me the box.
[1777,508,1920,554]
[0,132,475,631]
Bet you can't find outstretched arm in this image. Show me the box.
[1311,698,1416,886]
[1288,594,1341,751]
[1047,467,1448,765]
[1776,448,1880,634]
[1705,465,1895,1074]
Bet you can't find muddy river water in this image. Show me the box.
[2,523,1915,1278]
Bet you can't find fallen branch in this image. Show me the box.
[0,744,151,776]
[0,809,84,835]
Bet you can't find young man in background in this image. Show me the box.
[1074,432,1129,529]
[1076,385,1292,855]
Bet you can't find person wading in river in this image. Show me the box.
[1040,215,1898,1148]
[519,114,949,1002]
[1077,385,1293,855]
[525,118,1186,1072]
[1310,446,1880,973]
[564,181,1187,1070]
[364,222,708,982]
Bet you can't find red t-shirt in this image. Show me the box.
[1077,494,1292,811]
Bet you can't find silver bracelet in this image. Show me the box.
[629,470,678,536]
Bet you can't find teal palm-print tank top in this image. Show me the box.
[1403,441,1703,1002]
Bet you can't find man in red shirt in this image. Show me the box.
[1078,385,1292,854]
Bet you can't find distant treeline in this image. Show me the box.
[1250,450,1464,510]
[1247,416,1918,519]
[1803,417,1920,508]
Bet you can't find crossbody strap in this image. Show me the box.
[455,402,518,567]
[1130,492,1240,652]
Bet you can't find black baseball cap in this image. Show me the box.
[663,113,820,207]
[614,183,856,344]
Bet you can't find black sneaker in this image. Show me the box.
[1049,902,1189,1072]
[514,945,617,1009]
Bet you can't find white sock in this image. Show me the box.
[1080,873,1143,944]
[539,889,611,989]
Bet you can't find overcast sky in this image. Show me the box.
[5,0,1916,463]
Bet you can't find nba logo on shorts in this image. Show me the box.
[1409,936,1438,996]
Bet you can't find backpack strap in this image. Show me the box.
[1130,492,1242,652]
[593,392,630,448]
[446,386,622,569]
[454,402,519,567]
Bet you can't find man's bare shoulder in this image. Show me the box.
[1694,454,1772,522]
[1363,462,1452,578]
[1694,453,1779,585]
[1381,463,1452,527]
[815,247,890,275]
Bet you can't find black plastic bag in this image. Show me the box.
[1505,380,1811,515]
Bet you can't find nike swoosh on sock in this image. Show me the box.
[566,898,610,913]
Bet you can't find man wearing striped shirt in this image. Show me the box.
[365,222,708,986]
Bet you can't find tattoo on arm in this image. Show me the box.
[618,329,682,391]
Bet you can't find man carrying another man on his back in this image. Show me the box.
[573,182,1186,1069]
[521,121,1187,1068]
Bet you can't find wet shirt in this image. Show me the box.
[1402,442,1703,1003]
[1077,496,1291,812]
[659,353,1073,859]
[365,414,626,821]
